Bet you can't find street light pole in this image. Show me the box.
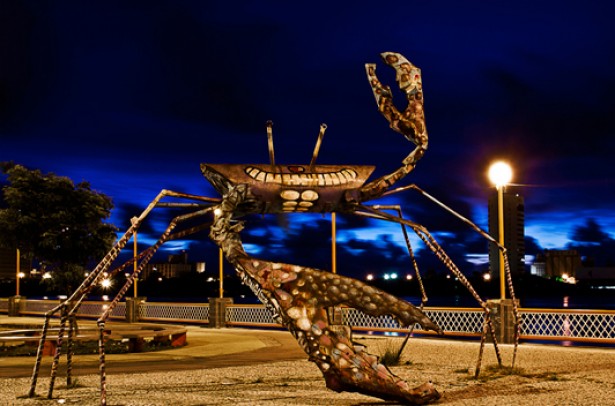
[488,161,513,300]
[16,248,20,296]
[496,184,506,299]
[133,231,138,298]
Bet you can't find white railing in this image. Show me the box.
[18,299,125,320]
[520,308,615,343]
[2,299,614,344]
[140,302,209,324]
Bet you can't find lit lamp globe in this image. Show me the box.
[488,161,512,189]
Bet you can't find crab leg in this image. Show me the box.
[370,205,428,359]
[355,205,504,373]
[383,183,521,367]
[211,184,442,404]
[29,190,220,402]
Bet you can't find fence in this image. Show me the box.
[1,298,614,344]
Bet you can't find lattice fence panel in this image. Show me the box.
[342,307,484,334]
[520,310,615,339]
[23,300,58,314]
[424,308,484,333]
[0,298,8,312]
[78,301,126,319]
[140,303,209,322]
[226,305,277,325]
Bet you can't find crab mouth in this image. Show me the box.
[245,166,358,187]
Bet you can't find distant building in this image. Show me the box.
[531,249,582,279]
[141,250,206,280]
[488,190,525,277]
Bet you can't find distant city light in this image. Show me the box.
[483,273,492,281]
[18,272,26,278]
[406,274,413,280]
[100,279,112,288]
[366,274,374,281]
[390,273,398,279]
[42,272,52,279]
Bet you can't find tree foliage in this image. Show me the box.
[0,162,117,292]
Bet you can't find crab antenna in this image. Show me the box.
[309,123,327,171]
[266,120,276,172]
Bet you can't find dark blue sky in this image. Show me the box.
[1,1,614,271]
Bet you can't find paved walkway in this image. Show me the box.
[0,316,306,378]
[2,316,615,405]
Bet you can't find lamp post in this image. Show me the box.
[488,161,512,300]
[16,248,20,296]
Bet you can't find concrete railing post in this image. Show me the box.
[125,297,146,323]
[486,299,518,344]
[8,295,25,317]
[208,297,233,328]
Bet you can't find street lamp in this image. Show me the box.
[488,161,512,299]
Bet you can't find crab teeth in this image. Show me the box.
[245,167,358,187]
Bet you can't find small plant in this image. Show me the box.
[379,339,403,366]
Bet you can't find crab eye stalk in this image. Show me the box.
[309,123,327,171]
[266,120,275,172]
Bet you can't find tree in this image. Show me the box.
[0,163,117,293]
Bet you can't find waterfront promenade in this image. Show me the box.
[1,316,614,405]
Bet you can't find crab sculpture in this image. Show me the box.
[29,52,519,405]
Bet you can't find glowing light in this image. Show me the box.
[100,279,112,288]
[18,272,26,278]
[483,273,492,281]
[390,273,398,280]
[406,274,413,280]
[488,161,513,188]
[214,208,222,217]
[366,274,374,281]
[383,274,390,280]
[102,295,109,301]
[42,272,52,279]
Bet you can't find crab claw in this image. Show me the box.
[366,52,428,150]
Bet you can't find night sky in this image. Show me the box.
[2,1,614,274]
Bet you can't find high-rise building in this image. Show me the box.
[488,190,525,278]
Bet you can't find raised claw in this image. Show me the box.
[366,52,428,150]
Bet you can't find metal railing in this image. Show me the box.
[1,298,614,344]
[140,301,210,324]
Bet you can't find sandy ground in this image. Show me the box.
[1,321,614,405]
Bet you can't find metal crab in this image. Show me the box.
[29,52,519,405]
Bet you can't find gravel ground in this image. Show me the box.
[2,335,615,405]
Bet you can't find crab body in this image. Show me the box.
[201,163,375,214]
